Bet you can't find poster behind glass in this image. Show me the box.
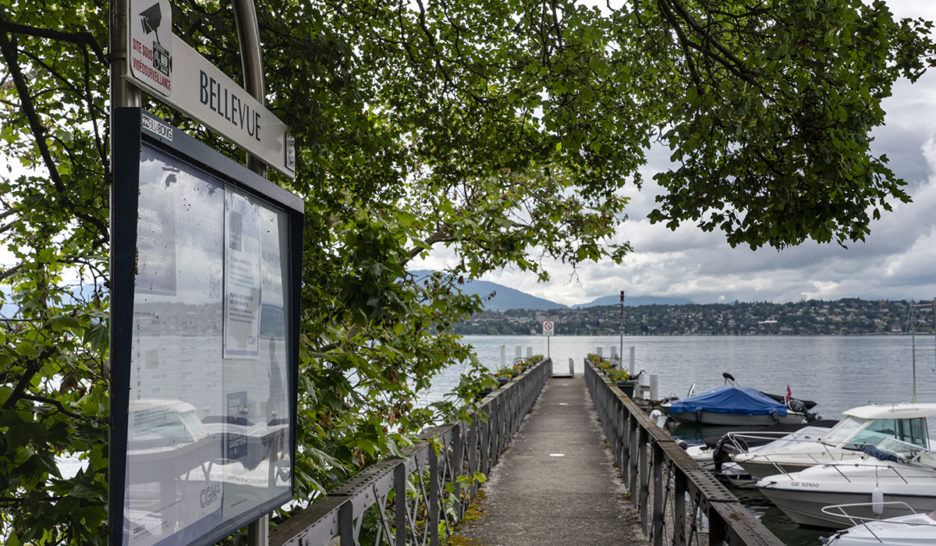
[123,145,291,545]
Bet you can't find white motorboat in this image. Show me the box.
[733,402,936,480]
[823,504,936,545]
[756,441,936,529]
[685,420,836,475]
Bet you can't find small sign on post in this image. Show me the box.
[542,320,554,359]
[542,320,555,337]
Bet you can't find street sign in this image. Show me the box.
[127,0,295,178]
[543,320,555,337]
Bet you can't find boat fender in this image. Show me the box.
[871,487,884,516]
[677,440,688,450]
[770,410,780,423]
[649,409,667,428]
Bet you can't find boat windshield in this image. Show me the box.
[827,417,929,451]
[820,416,867,446]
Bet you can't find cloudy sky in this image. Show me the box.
[415,1,936,307]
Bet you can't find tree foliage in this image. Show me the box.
[0,0,933,541]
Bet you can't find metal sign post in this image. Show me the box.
[542,320,554,358]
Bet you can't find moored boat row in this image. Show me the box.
[667,381,936,540]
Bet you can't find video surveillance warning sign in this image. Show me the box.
[129,0,172,96]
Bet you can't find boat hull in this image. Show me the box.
[757,462,936,529]
[667,409,806,427]
[758,486,936,529]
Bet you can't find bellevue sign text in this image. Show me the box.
[200,71,262,142]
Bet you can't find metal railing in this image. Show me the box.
[585,360,784,546]
[271,358,551,546]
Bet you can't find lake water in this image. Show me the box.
[455,334,936,418]
[447,335,936,545]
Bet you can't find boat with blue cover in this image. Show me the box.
[662,385,809,426]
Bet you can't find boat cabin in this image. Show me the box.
[820,403,936,451]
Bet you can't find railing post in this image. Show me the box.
[629,415,638,499]
[429,445,440,546]
[479,407,491,474]
[638,426,649,533]
[338,501,354,546]
[616,403,626,474]
[451,423,465,519]
[709,506,726,546]
[674,471,687,546]
[467,419,479,497]
[394,462,406,546]
[652,443,665,546]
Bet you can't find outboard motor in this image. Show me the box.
[712,434,749,473]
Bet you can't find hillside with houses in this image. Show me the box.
[456,298,935,336]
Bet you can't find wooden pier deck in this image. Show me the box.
[450,375,649,545]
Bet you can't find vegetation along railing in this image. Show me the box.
[585,360,784,546]
[271,358,551,546]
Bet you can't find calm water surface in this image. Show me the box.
[448,335,936,545]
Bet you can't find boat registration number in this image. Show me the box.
[790,481,820,488]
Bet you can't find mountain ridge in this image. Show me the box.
[410,270,693,310]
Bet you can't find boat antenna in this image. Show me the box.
[906,299,935,404]
[910,302,916,403]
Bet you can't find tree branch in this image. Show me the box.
[1,345,58,410]
[0,17,107,66]
[0,31,66,195]
[21,393,89,421]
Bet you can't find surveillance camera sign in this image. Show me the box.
[129,0,172,96]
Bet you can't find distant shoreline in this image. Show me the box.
[456,298,935,336]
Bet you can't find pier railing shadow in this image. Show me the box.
[271,358,551,546]
[585,360,784,546]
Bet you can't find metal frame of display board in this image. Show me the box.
[109,107,303,545]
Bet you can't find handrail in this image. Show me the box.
[585,359,784,546]
[271,358,551,545]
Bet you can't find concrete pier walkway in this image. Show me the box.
[451,375,649,546]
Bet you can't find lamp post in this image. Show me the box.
[619,290,625,369]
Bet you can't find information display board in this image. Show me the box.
[110,109,303,545]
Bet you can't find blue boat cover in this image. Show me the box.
[669,385,788,416]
